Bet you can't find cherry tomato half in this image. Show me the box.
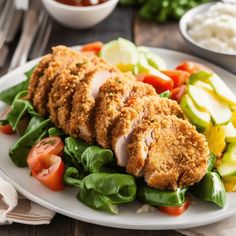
[142,73,174,94]
[176,61,212,74]
[0,124,14,135]
[27,136,64,177]
[34,154,65,191]
[80,41,104,54]
[159,198,190,216]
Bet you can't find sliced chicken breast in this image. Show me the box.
[95,72,135,148]
[126,121,154,176]
[32,46,85,115]
[69,57,118,143]
[27,54,52,101]
[144,115,209,190]
[112,96,185,167]
[95,80,156,148]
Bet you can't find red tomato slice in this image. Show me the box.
[0,124,14,135]
[80,41,104,54]
[176,61,212,74]
[27,137,64,175]
[142,73,174,94]
[159,198,190,216]
[161,70,190,88]
[34,155,65,191]
[171,85,186,103]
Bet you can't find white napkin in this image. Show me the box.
[0,177,55,225]
[177,215,236,236]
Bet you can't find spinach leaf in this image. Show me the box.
[24,116,45,135]
[190,172,226,208]
[9,119,52,167]
[48,127,64,137]
[64,168,137,214]
[7,91,39,131]
[159,90,170,98]
[207,152,216,172]
[64,137,90,166]
[63,167,86,186]
[81,146,114,173]
[137,181,187,207]
[0,120,9,126]
[0,66,35,105]
[0,79,29,105]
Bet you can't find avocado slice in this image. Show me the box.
[208,74,236,107]
[188,85,232,125]
[180,94,211,130]
[223,122,236,143]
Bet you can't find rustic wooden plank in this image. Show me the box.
[134,16,190,54]
[74,220,182,236]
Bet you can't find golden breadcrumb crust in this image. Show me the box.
[144,115,209,190]
[95,72,135,148]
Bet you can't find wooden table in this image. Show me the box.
[0,5,190,236]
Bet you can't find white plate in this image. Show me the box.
[0,47,236,230]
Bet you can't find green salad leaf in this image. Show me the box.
[24,116,45,135]
[207,152,217,172]
[81,146,114,173]
[64,167,137,214]
[9,119,52,167]
[190,172,226,208]
[159,90,170,98]
[0,66,35,105]
[7,91,39,131]
[48,127,65,137]
[137,181,187,207]
[64,137,91,167]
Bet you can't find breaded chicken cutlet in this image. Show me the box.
[143,115,209,190]
[27,45,210,191]
[69,57,118,143]
[29,46,86,115]
[95,76,156,148]
[112,96,185,167]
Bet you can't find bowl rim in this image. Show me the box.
[42,0,119,11]
[179,2,236,57]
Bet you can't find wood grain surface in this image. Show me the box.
[0,5,189,236]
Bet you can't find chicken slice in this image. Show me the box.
[95,80,156,148]
[126,121,154,176]
[32,46,86,115]
[112,96,185,167]
[69,57,118,143]
[27,54,52,101]
[144,115,209,190]
[95,73,135,148]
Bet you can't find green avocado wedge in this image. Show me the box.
[180,94,211,131]
[208,74,236,107]
[188,85,232,125]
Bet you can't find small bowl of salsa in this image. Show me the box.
[42,0,119,29]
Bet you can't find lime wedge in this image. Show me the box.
[100,38,138,66]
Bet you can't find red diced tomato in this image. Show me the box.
[171,85,186,103]
[161,70,190,88]
[0,124,14,135]
[176,61,212,74]
[80,41,104,54]
[142,73,174,94]
[159,198,190,216]
[27,136,65,191]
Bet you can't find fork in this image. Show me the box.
[0,0,23,69]
[8,8,43,71]
[28,11,52,60]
